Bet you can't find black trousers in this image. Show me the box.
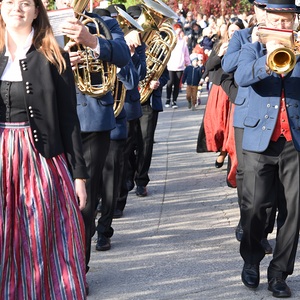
[134,105,159,187]
[116,119,139,211]
[240,139,300,280]
[235,127,284,236]
[166,70,183,102]
[80,131,110,272]
[97,139,126,238]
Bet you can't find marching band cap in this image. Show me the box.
[107,4,126,17]
[127,5,142,19]
[93,8,111,17]
[248,0,268,7]
[265,0,298,13]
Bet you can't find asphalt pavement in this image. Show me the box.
[86,86,300,300]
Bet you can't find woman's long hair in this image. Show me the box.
[213,17,245,54]
[0,0,66,73]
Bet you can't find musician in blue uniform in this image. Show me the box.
[55,0,131,284]
[234,0,300,297]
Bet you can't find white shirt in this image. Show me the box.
[1,29,34,82]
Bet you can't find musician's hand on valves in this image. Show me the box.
[149,80,160,90]
[61,17,98,49]
[218,42,228,57]
[67,51,83,70]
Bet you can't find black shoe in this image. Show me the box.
[113,209,123,219]
[235,222,243,242]
[165,99,170,108]
[126,179,134,191]
[215,158,224,168]
[261,238,273,254]
[136,186,147,197]
[96,235,111,251]
[172,101,178,109]
[241,263,259,289]
[268,278,291,298]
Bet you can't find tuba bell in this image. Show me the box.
[68,0,116,96]
[137,0,178,103]
[112,6,144,117]
[257,26,300,74]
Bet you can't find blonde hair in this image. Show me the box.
[0,0,66,73]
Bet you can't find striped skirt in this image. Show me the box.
[0,123,86,300]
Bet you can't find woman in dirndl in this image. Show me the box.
[0,0,88,298]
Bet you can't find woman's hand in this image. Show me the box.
[218,42,229,57]
[74,179,87,210]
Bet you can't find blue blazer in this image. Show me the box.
[222,27,252,128]
[76,13,131,132]
[234,41,300,152]
[147,67,169,112]
[124,43,147,121]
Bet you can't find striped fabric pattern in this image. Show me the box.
[0,123,86,300]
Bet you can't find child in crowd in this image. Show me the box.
[182,55,203,110]
[196,55,206,106]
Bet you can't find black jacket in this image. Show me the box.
[0,46,87,179]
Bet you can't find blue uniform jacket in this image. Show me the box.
[111,60,139,140]
[222,27,252,128]
[146,67,169,112]
[124,43,147,121]
[76,13,131,132]
[234,41,300,152]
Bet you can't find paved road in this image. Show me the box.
[86,87,300,300]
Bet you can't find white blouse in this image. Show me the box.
[1,29,34,82]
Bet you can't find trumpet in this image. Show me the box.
[257,26,300,74]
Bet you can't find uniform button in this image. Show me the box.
[274,105,279,109]
[282,98,285,101]
[30,114,34,117]
[26,82,30,85]
[26,90,30,93]
[35,138,38,142]
[33,129,37,133]
[267,104,271,108]
[282,119,285,122]
[34,134,38,138]
[264,115,269,119]
[26,86,30,90]
[262,126,266,130]
[28,106,32,109]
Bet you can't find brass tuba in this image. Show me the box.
[137,0,178,103]
[112,6,144,117]
[69,0,116,96]
[257,26,300,74]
